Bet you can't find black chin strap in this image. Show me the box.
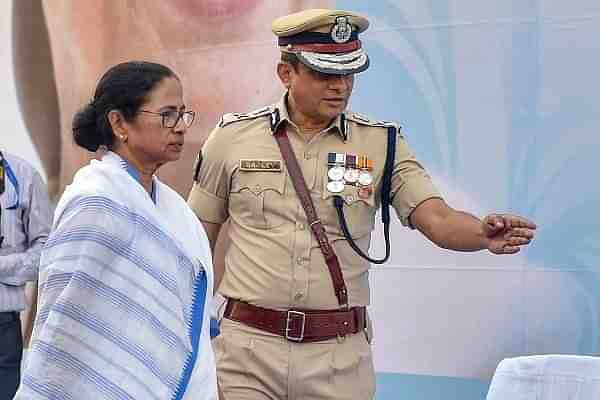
[334,126,397,264]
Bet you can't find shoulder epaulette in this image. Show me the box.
[346,112,399,129]
[217,106,273,128]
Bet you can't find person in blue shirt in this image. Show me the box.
[0,150,52,399]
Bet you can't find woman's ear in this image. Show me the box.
[108,110,128,142]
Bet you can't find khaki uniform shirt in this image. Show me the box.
[188,94,441,310]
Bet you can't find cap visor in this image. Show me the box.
[296,48,370,75]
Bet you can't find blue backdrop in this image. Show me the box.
[336,1,600,398]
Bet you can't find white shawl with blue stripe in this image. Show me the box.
[16,152,217,400]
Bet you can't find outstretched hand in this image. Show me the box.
[483,214,537,255]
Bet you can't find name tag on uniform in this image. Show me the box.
[239,159,282,172]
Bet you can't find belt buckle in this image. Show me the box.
[285,310,306,342]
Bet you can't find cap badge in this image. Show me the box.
[330,16,353,44]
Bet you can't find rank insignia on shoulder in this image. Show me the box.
[270,108,281,133]
[193,151,203,182]
[218,106,274,128]
[346,112,399,129]
[239,159,282,172]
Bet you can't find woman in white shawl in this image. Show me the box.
[15,61,218,400]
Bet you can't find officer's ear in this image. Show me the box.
[277,62,293,89]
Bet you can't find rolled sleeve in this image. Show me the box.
[187,127,231,224]
[187,185,228,224]
[390,133,442,227]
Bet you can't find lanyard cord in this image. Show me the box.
[333,125,397,264]
[0,152,19,210]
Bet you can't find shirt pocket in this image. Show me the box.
[320,175,377,240]
[230,171,287,230]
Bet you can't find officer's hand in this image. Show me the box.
[482,214,537,254]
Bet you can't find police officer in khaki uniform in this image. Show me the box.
[188,9,537,400]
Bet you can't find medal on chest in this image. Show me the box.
[327,152,347,193]
[326,152,375,196]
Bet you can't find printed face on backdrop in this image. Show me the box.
[16,0,333,198]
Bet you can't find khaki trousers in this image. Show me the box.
[215,318,375,400]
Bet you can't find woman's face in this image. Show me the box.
[122,77,189,167]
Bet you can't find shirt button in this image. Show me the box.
[254,184,261,192]
[346,195,355,202]
[296,257,308,265]
[294,293,304,301]
[303,152,313,160]
[296,222,305,230]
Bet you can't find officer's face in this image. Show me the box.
[284,62,354,124]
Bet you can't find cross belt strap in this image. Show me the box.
[273,125,348,307]
[224,299,365,343]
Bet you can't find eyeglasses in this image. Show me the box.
[139,109,196,128]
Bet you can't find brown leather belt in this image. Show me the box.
[224,299,366,343]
